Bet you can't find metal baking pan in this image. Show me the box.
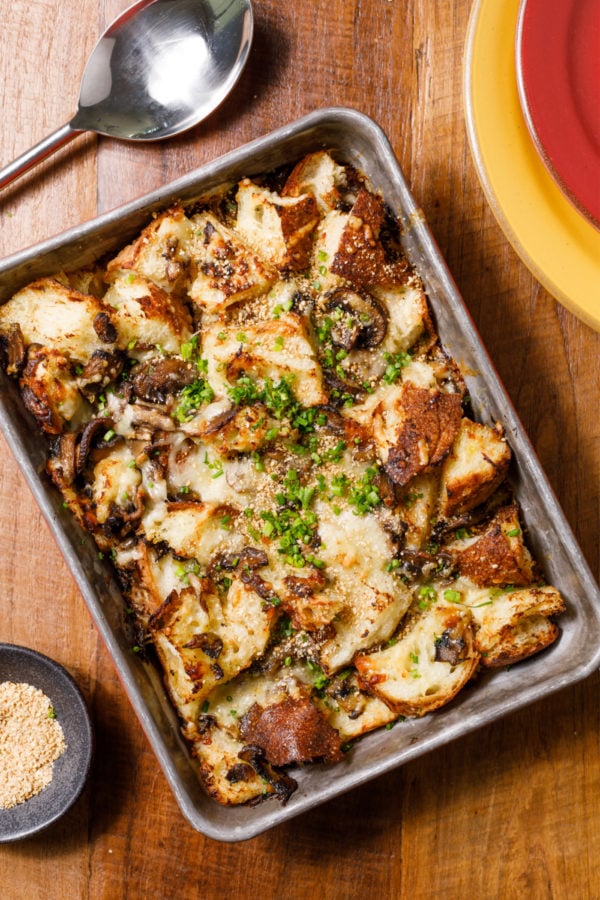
[1,108,599,842]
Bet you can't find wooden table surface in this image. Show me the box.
[1,1,599,897]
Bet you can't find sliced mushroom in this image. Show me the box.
[284,569,327,598]
[237,745,297,804]
[322,368,361,403]
[76,417,118,474]
[240,568,281,607]
[208,545,268,579]
[93,311,118,344]
[323,288,388,350]
[0,322,26,376]
[202,406,238,434]
[183,632,223,658]
[48,432,78,486]
[78,349,126,400]
[391,548,455,582]
[239,546,269,569]
[131,357,197,404]
[129,402,178,434]
[103,489,145,537]
[225,762,256,784]
[313,405,346,436]
[435,627,468,666]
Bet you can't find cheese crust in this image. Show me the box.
[0,153,565,807]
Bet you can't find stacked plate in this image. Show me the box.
[464,0,600,331]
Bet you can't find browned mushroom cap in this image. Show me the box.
[92,311,118,344]
[0,322,26,376]
[323,287,388,350]
[240,568,281,607]
[435,626,469,666]
[131,357,197,404]
[48,432,79,486]
[207,545,269,579]
[183,632,224,658]
[237,745,297,803]
[77,417,119,475]
[392,547,455,582]
[78,349,126,400]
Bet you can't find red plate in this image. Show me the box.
[516,0,600,229]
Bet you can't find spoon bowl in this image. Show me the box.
[0,0,253,190]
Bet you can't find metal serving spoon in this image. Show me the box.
[0,0,253,190]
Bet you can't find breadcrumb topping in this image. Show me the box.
[0,681,66,809]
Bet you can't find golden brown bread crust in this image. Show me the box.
[355,602,480,716]
[106,205,193,295]
[329,189,410,287]
[382,381,463,486]
[439,417,511,517]
[469,584,566,667]
[452,505,537,586]
[236,178,320,271]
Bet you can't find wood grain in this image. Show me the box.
[0,1,599,897]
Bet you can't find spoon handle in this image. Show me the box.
[0,122,82,192]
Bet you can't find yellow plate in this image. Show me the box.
[463,0,600,332]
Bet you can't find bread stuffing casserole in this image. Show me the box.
[0,151,566,806]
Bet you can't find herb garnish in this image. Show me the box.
[175,378,215,422]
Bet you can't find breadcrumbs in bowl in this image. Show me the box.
[0,644,93,842]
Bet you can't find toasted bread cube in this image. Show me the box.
[355,603,479,716]
[149,577,274,717]
[54,267,106,298]
[396,471,440,550]
[191,725,284,806]
[280,573,345,632]
[371,280,434,355]
[311,209,351,293]
[239,696,343,767]
[282,150,347,214]
[329,189,387,286]
[187,212,277,312]
[194,403,280,457]
[91,443,142,525]
[103,273,193,354]
[439,418,511,517]
[106,206,194,295]
[202,311,328,407]
[466,583,565,667]
[480,616,560,668]
[0,278,110,363]
[317,505,413,673]
[451,505,536,586]
[142,499,243,565]
[372,379,462,486]
[318,189,409,288]
[235,179,319,271]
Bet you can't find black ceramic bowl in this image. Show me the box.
[0,644,93,841]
